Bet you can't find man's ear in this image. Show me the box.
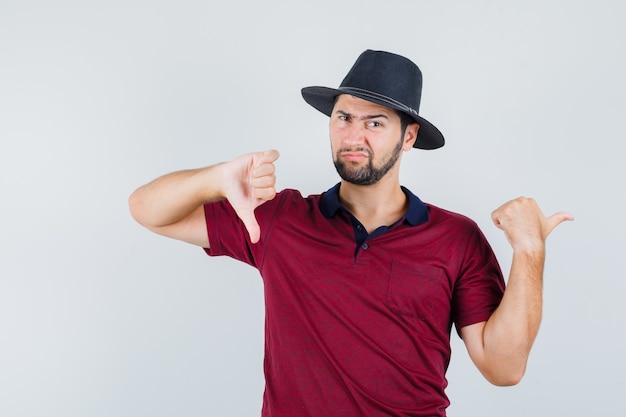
[403,123,419,150]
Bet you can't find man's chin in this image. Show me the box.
[338,172,377,186]
[334,160,378,185]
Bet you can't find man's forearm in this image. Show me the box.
[128,164,225,229]
[482,245,545,384]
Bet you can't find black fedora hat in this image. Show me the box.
[301,50,444,150]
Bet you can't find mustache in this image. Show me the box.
[336,147,373,156]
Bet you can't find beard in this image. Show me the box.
[333,136,404,186]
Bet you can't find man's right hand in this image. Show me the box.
[129,149,279,248]
[220,149,280,243]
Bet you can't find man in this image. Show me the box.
[129,50,573,416]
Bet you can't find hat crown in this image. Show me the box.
[339,50,423,114]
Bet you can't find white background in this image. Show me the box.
[1,1,624,416]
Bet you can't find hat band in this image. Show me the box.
[338,87,418,116]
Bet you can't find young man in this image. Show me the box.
[129,50,573,417]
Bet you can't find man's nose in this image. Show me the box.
[343,123,366,145]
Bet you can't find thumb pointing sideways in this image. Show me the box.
[545,211,575,236]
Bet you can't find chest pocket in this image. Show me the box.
[386,260,450,321]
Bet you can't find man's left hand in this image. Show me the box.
[491,197,574,251]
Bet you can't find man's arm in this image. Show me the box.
[128,150,279,247]
[461,197,573,386]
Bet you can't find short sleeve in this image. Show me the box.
[452,225,505,335]
[202,190,299,269]
[203,199,257,267]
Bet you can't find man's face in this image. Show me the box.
[329,95,418,186]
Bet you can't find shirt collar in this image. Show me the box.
[320,182,429,226]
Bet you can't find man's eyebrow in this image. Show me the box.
[335,109,389,120]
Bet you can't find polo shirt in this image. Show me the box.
[204,184,505,417]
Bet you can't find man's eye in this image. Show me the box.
[338,115,349,121]
[368,121,382,127]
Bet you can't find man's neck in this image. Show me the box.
[338,177,408,233]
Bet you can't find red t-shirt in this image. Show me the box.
[204,186,504,417]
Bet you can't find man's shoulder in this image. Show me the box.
[257,188,324,214]
[425,203,482,231]
[275,188,323,202]
[255,188,327,229]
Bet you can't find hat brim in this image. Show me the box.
[301,86,444,150]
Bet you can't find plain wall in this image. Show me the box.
[1,1,624,416]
